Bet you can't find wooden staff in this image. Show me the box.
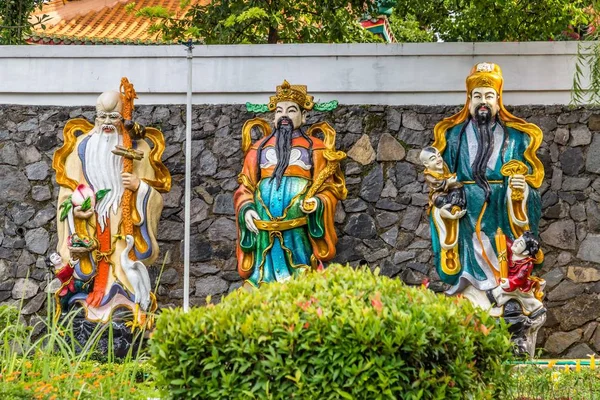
[119,77,137,260]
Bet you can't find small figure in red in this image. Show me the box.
[499,231,540,293]
[48,252,76,296]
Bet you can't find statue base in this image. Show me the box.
[460,285,546,359]
[60,306,147,359]
[502,299,546,359]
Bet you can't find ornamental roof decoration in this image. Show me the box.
[28,0,203,45]
[29,0,395,45]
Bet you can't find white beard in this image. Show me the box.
[84,127,124,232]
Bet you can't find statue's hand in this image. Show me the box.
[244,209,260,234]
[122,172,140,191]
[300,197,318,214]
[123,119,146,140]
[439,204,466,220]
[447,176,457,185]
[68,250,81,262]
[124,119,135,131]
[509,174,527,191]
[500,278,510,290]
[73,205,94,220]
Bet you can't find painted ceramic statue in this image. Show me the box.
[51,78,171,330]
[427,62,546,357]
[235,80,347,287]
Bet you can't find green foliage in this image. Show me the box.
[0,0,49,44]
[392,0,590,42]
[0,304,159,399]
[388,14,434,43]
[572,2,600,105]
[151,265,514,399]
[507,365,600,399]
[0,306,29,345]
[130,0,383,44]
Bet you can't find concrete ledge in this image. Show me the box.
[0,42,584,105]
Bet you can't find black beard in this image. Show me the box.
[476,105,492,125]
[272,116,294,189]
[472,105,494,203]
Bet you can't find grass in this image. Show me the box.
[0,298,160,400]
[507,365,600,400]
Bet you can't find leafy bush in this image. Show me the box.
[151,264,514,399]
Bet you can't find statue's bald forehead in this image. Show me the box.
[96,91,123,113]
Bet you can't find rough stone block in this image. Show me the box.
[24,228,49,255]
[586,134,600,174]
[560,147,584,176]
[11,278,38,300]
[544,329,582,354]
[344,214,376,239]
[554,295,600,331]
[570,125,592,146]
[540,220,576,250]
[385,109,402,131]
[359,165,384,202]
[567,266,600,283]
[347,134,375,165]
[376,133,405,161]
[547,279,584,302]
[195,276,228,298]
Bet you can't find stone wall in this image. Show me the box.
[1,103,600,357]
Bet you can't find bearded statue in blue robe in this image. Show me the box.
[429,63,545,316]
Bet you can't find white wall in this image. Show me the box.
[0,42,582,106]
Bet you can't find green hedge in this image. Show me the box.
[151,265,513,399]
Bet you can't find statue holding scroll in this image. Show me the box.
[52,79,171,330]
[235,81,347,287]
[427,63,546,357]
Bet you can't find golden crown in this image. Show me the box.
[268,80,315,111]
[466,62,503,95]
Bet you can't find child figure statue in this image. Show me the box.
[420,146,466,215]
[489,230,546,358]
[491,230,545,314]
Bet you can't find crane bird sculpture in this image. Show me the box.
[119,234,152,330]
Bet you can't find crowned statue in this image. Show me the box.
[51,78,171,332]
[427,63,546,357]
[235,81,347,287]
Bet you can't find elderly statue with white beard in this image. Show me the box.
[426,63,546,357]
[52,81,170,329]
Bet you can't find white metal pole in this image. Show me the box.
[183,41,193,312]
